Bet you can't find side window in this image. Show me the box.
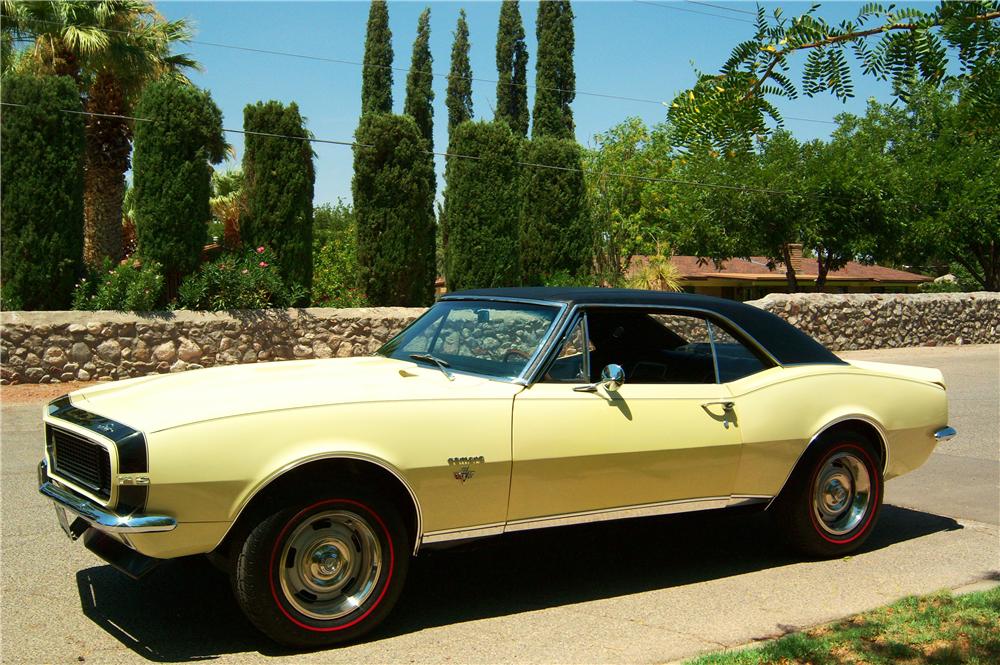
[707,322,770,382]
[544,316,590,383]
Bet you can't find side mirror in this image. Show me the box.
[600,364,625,392]
[574,363,625,393]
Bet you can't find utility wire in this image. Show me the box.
[1,14,668,105]
[3,13,837,124]
[0,101,802,197]
[635,1,757,25]
[684,1,759,17]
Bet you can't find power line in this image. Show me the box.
[635,1,757,25]
[0,101,804,197]
[3,13,838,125]
[684,1,759,17]
[2,14,669,106]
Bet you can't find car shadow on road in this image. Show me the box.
[75,504,961,662]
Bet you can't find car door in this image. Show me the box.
[507,308,744,526]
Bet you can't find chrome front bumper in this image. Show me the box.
[38,461,176,535]
[934,426,957,443]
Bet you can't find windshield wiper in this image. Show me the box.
[409,353,454,381]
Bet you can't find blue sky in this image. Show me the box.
[158,1,936,204]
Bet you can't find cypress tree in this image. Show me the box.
[443,121,521,291]
[404,8,434,149]
[519,137,591,283]
[446,9,474,133]
[361,0,393,116]
[495,0,529,137]
[353,114,435,306]
[241,101,315,301]
[403,7,438,303]
[133,79,225,296]
[0,74,85,310]
[532,0,576,139]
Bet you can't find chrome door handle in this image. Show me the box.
[701,401,735,428]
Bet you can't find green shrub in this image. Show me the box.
[918,279,963,293]
[442,120,521,291]
[133,78,225,293]
[1,74,85,310]
[312,239,368,308]
[178,246,304,311]
[519,136,592,284]
[352,113,435,306]
[72,259,164,312]
[241,101,315,301]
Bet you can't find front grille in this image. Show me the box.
[49,427,112,500]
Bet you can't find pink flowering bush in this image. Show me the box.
[72,258,164,312]
[177,246,304,310]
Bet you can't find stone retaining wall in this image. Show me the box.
[1,293,997,384]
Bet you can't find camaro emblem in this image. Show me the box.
[448,456,484,483]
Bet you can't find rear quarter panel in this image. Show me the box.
[729,364,948,497]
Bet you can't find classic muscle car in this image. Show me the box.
[39,287,955,647]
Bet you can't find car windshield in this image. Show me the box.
[377,300,562,380]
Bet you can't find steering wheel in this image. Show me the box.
[502,348,530,363]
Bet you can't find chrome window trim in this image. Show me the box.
[523,302,782,386]
[535,310,591,384]
[765,413,890,511]
[224,452,425,556]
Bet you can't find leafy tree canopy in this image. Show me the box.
[667,1,1000,153]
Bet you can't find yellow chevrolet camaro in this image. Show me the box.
[39,287,955,647]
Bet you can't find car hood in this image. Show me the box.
[68,356,519,433]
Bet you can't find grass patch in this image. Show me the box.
[687,586,1000,665]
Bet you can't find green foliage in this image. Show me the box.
[583,117,678,282]
[209,166,244,248]
[519,137,591,284]
[361,0,393,116]
[241,100,315,301]
[0,73,84,310]
[532,0,576,139]
[178,246,304,311]
[404,8,434,149]
[668,1,1000,153]
[403,7,438,300]
[352,113,436,306]
[443,121,521,291]
[133,78,225,286]
[864,81,999,289]
[447,9,474,133]
[313,200,355,247]
[312,201,367,307]
[72,258,164,312]
[495,0,530,137]
[918,279,963,293]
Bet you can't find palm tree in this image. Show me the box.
[3,0,198,268]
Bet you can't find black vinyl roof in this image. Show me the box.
[443,287,845,366]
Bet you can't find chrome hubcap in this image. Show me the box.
[278,510,382,620]
[812,452,872,536]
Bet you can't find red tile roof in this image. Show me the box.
[642,256,931,284]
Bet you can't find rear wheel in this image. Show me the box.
[776,433,883,558]
[232,486,408,648]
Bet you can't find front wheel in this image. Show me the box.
[232,488,409,648]
[776,434,883,558]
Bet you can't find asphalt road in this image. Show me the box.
[2,345,997,664]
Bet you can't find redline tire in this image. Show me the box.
[232,487,409,648]
[776,433,883,558]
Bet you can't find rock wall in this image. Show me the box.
[748,292,999,351]
[1,293,997,384]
